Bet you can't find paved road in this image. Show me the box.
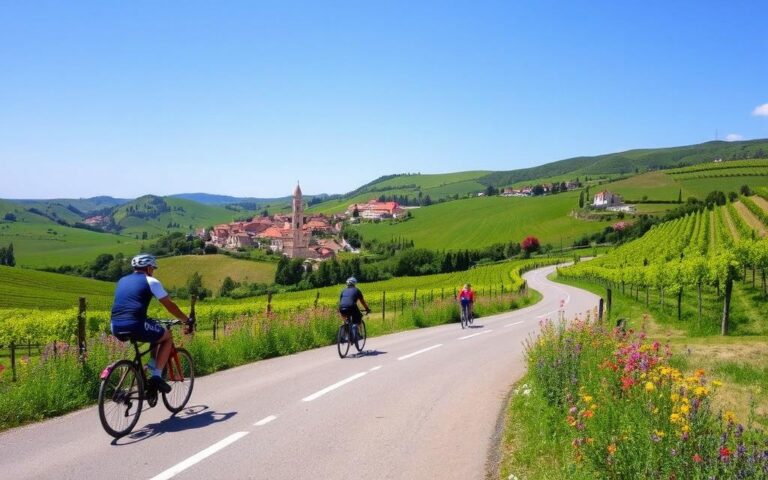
[0,265,599,480]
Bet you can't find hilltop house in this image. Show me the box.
[593,190,623,208]
[346,200,406,219]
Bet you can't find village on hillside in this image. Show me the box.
[202,185,411,260]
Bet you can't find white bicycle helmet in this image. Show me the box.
[131,253,158,269]
[346,277,357,286]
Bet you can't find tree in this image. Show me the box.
[187,272,205,298]
[677,189,682,203]
[352,206,360,218]
[521,236,540,255]
[578,190,585,208]
[3,213,16,222]
[740,184,752,196]
[532,185,545,196]
[219,276,238,297]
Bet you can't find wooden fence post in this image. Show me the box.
[598,298,604,324]
[314,291,320,308]
[382,291,386,323]
[213,318,217,341]
[77,297,87,359]
[267,292,273,314]
[413,289,417,307]
[441,288,444,300]
[606,288,612,319]
[10,341,16,382]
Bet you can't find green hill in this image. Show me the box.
[307,171,490,215]
[112,195,249,235]
[480,139,768,187]
[0,200,143,268]
[0,265,115,310]
[353,190,601,250]
[153,255,277,291]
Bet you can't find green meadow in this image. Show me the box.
[354,191,602,250]
[0,265,114,310]
[153,255,277,290]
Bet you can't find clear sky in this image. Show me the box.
[1,0,767,199]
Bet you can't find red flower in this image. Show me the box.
[621,376,635,390]
[720,446,731,460]
[692,454,702,463]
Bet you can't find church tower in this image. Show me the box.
[287,182,310,258]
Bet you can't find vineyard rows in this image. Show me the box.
[559,201,768,334]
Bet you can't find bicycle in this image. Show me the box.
[460,302,473,329]
[337,312,368,358]
[98,319,195,438]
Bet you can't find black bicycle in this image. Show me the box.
[460,302,473,329]
[337,312,367,358]
[98,319,195,438]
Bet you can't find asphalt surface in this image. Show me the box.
[0,265,599,480]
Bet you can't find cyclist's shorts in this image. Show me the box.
[460,298,472,306]
[111,318,165,343]
[339,306,362,324]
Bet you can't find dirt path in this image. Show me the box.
[733,201,767,238]
[750,195,768,214]
[721,206,740,242]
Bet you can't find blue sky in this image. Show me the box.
[1,0,767,199]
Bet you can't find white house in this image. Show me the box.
[593,190,623,208]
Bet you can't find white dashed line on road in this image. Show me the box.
[504,321,524,327]
[254,415,277,426]
[397,344,443,361]
[302,372,368,402]
[458,330,492,340]
[369,366,382,371]
[149,431,250,480]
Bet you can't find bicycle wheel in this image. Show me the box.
[98,359,144,438]
[337,324,350,358]
[162,348,195,413]
[354,320,367,352]
[468,306,474,326]
[460,305,468,329]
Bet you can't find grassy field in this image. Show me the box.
[597,171,687,202]
[0,265,115,310]
[153,255,277,290]
[353,191,605,250]
[678,175,768,198]
[0,219,143,269]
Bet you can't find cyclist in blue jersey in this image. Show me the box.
[110,254,191,394]
[338,277,370,326]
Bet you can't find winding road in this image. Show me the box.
[0,265,599,480]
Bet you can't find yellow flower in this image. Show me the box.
[670,393,680,403]
[681,425,690,433]
[670,413,681,423]
[712,380,722,387]
[694,386,708,397]
[654,430,666,438]
[607,443,617,456]
[590,404,597,411]
[582,395,593,404]
[645,382,656,393]
[680,404,690,415]
[724,411,737,423]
